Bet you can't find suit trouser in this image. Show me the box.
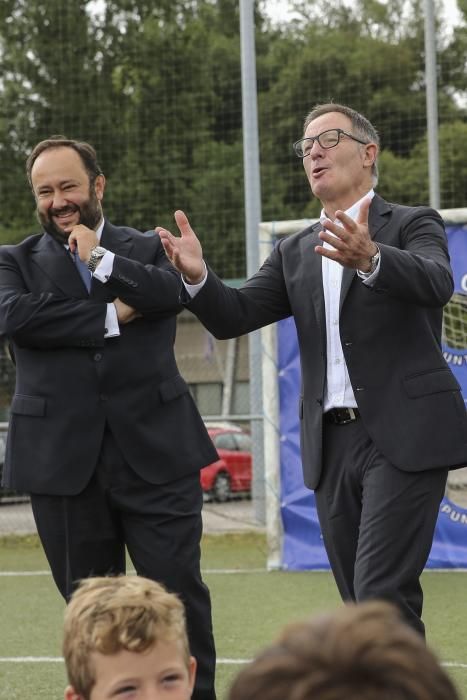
[314,416,448,636]
[30,427,216,700]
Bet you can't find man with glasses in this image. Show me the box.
[157,103,467,636]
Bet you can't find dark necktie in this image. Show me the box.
[73,250,92,292]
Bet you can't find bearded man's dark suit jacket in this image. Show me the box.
[185,194,467,633]
[0,221,218,700]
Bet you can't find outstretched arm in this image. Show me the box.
[156,210,206,284]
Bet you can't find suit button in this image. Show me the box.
[94,353,102,361]
[100,394,108,401]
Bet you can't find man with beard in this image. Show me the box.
[0,136,218,700]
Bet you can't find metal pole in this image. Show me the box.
[259,223,283,569]
[239,0,261,279]
[239,0,265,523]
[424,0,441,209]
[221,338,237,417]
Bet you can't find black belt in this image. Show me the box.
[324,407,360,425]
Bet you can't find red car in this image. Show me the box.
[201,422,252,501]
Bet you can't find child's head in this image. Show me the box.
[228,600,460,700]
[63,575,196,700]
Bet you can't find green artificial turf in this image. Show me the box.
[0,533,465,700]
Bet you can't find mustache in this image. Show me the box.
[48,203,79,217]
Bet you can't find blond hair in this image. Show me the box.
[63,575,190,699]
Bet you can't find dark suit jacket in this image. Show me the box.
[186,194,467,489]
[0,221,217,495]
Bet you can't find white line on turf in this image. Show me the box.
[0,568,268,576]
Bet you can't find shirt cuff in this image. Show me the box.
[357,256,381,285]
[182,261,208,298]
[105,303,120,338]
[93,250,115,283]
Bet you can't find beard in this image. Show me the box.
[37,187,102,243]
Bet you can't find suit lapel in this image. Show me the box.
[339,194,391,309]
[340,266,356,308]
[100,220,134,258]
[30,221,136,300]
[368,193,392,237]
[300,224,326,344]
[31,234,89,297]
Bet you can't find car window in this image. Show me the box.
[234,433,251,452]
[214,433,238,451]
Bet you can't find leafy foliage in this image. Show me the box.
[0,0,466,275]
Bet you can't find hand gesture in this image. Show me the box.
[156,210,205,284]
[68,225,99,262]
[315,196,377,271]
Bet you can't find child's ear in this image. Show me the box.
[188,656,197,693]
[64,685,84,700]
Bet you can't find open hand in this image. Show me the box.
[156,210,205,284]
[315,196,377,271]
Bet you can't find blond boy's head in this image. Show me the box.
[63,575,195,700]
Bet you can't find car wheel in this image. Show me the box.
[212,472,231,502]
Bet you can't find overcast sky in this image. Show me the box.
[264,0,462,31]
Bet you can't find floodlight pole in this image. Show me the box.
[424,0,441,209]
[239,0,265,523]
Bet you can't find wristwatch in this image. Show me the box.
[368,244,380,274]
[87,245,107,273]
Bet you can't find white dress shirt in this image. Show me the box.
[184,190,380,412]
[321,190,376,410]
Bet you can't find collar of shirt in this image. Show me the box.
[95,218,105,241]
[319,189,375,230]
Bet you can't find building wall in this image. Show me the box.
[174,310,250,417]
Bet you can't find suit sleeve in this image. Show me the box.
[0,247,107,349]
[104,235,183,316]
[186,239,292,339]
[371,207,454,306]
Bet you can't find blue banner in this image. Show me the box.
[278,225,467,570]
[442,227,467,406]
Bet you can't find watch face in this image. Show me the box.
[87,246,107,272]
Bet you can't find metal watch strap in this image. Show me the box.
[369,244,380,274]
[87,245,107,273]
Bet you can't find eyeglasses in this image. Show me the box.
[293,128,369,158]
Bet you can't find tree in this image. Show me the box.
[0,0,465,252]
